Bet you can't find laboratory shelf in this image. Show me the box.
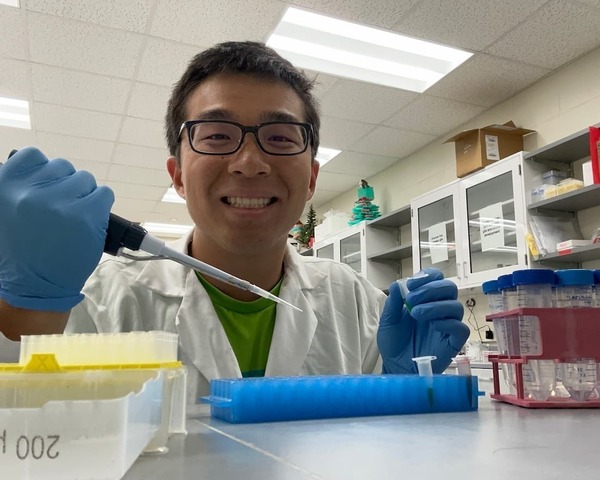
[367,244,412,261]
[528,184,600,212]
[367,205,411,228]
[538,243,600,263]
[524,126,591,164]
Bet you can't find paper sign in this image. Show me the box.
[485,134,500,161]
[428,222,448,264]
[480,203,504,252]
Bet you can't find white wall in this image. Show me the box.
[316,45,600,218]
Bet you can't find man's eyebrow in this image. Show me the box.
[189,109,303,124]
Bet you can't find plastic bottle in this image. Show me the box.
[512,269,555,308]
[482,279,504,313]
[497,274,517,311]
[554,269,594,308]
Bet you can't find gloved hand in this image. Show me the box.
[377,268,469,374]
[0,147,114,312]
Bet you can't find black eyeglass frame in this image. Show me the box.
[178,119,314,156]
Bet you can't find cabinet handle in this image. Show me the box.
[456,262,461,279]
[463,261,468,278]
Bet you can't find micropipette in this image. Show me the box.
[4,149,301,312]
[105,213,302,312]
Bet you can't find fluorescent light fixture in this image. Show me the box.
[0,96,30,129]
[141,222,193,237]
[161,186,186,204]
[316,146,341,166]
[267,7,472,92]
[0,0,20,7]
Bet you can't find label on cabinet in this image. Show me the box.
[480,203,505,252]
[429,222,449,263]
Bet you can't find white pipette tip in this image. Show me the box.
[251,286,303,312]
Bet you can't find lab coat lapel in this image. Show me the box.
[264,247,322,377]
[175,269,242,381]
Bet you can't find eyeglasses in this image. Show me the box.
[179,120,313,156]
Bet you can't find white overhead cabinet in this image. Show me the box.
[312,206,412,290]
[412,153,528,288]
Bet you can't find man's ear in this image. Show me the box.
[167,156,186,200]
[306,160,320,201]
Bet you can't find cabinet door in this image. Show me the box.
[315,243,334,260]
[340,231,363,273]
[458,154,527,285]
[411,183,461,282]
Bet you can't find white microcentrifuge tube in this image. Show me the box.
[454,355,472,376]
[397,272,430,312]
[412,356,437,376]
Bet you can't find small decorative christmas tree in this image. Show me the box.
[299,204,317,248]
[348,179,381,226]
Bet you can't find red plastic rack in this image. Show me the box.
[487,307,600,408]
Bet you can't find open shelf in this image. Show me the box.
[529,184,600,212]
[538,243,600,263]
[368,205,410,228]
[368,244,412,262]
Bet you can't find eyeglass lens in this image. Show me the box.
[189,122,308,155]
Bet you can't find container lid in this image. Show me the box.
[482,279,500,294]
[497,274,514,290]
[594,270,600,285]
[512,269,555,286]
[555,269,594,286]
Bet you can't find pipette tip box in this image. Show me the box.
[0,331,187,480]
[202,374,482,423]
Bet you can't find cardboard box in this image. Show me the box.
[445,121,535,178]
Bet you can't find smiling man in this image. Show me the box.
[0,42,469,404]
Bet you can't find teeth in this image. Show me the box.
[226,197,272,208]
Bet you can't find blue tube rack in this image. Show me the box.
[201,374,483,423]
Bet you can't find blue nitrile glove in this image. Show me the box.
[0,147,114,311]
[377,268,469,374]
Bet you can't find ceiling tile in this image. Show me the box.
[150,0,284,45]
[107,164,170,187]
[287,0,419,29]
[112,143,169,170]
[320,116,376,150]
[0,7,27,60]
[108,180,166,201]
[136,37,204,87]
[485,0,600,69]
[309,188,344,207]
[33,103,122,140]
[28,12,144,78]
[25,0,152,32]
[127,82,171,121]
[0,58,30,99]
[119,117,166,149]
[350,126,436,158]
[152,202,191,217]
[35,132,114,163]
[308,71,339,101]
[322,151,399,176]
[316,170,362,192]
[31,64,131,114]
[0,127,36,156]
[384,95,486,136]
[393,0,547,50]
[320,79,416,124]
[426,53,550,107]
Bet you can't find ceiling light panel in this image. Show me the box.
[0,96,30,129]
[267,7,472,92]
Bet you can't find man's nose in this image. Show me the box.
[227,133,271,177]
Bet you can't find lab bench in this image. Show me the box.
[124,396,597,480]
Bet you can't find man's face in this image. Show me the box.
[168,73,319,257]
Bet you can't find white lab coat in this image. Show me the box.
[67,233,387,403]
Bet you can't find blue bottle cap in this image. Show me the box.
[555,269,594,286]
[482,279,500,294]
[594,270,600,285]
[497,274,514,290]
[512,269,555,286]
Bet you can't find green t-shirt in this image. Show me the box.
[196,273,281,377]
